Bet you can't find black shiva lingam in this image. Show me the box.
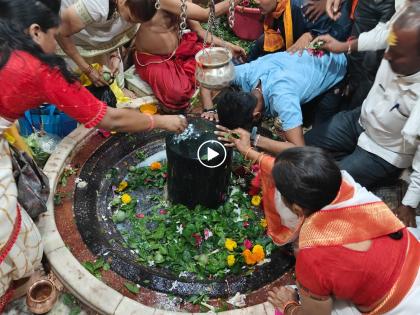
[166,118,232,209]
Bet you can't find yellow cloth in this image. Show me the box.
[263,0,294,52]
[79,63,130,104]
[4,124,33,157]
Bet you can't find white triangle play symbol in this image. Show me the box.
[207,147,219,161]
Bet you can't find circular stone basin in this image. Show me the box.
[73,129,294,298]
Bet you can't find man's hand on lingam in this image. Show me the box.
[215,125,251,153]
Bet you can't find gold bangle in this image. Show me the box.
[288,305,303,315]
[244,147,254,160]
[282,301,299,314]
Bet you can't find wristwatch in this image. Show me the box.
[250,126,258,146]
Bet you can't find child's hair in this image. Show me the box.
[0,0,74,82]
[214,87,257,130]
[272,147,342,216]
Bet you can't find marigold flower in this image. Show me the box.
[116,180,128,192]
[225,238,237,251]
[227,254,236,267]
[150,161,162,170]
[242,249,256,265]
[252,244,265,262]
[260,218,267,228]
[121,193,132,204]
[251,195,262,207]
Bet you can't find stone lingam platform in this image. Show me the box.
[37,117,295,315]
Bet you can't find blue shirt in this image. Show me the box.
[233,51,347,131]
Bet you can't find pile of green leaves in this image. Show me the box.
[23,133,50,167]
[110,161,275,280]
[202,16,254,53]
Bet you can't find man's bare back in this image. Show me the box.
[135,10,180,55]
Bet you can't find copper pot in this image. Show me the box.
[26,279,57,314]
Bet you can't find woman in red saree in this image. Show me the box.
[0,0,187,311]
[215,125,419,314]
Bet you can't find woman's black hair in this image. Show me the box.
[214,86,257,130]
[0,0,75,82]
[272,147,342,216]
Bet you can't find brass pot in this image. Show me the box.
[26,279,57,314]
[195,47,235,90]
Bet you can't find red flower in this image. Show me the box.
[243,221,250,228]
[162,173,168,178]
[243,239,253,250]
[251,164,260,173]
[136,213,145,219]
[159,209,168,215]
[192,233,203,247]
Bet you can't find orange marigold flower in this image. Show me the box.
[242,249,256,265]
[150,161,162,170]
[252,244,265,262]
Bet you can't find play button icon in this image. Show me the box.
[197,140,227,168]
[207,147,219,161]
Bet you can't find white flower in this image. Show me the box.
[77,180,88,189]
[257,258,271,266]
[176,224,184,234]
[148,260,155,267]
[227,292,247,307]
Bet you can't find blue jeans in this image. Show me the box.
[304,107,403,188]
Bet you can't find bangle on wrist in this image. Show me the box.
[145,113,155,131]
[244,147,254,160]
[288,305,302,315]
[283,301,300,314]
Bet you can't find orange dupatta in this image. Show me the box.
[263,0,294,52]
[299,175,420,314]
[259,155,302,245]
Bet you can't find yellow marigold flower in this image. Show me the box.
[116,181,128,192]
[225,238,237,251]
[227,254,235,267]
[242,249,256,265]
[251,195,262,206]
[260,218,268,228]
[252,244,265,262]
[121,193,132,204]
[150,161,162,170]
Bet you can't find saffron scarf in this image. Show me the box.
[298,171,420,315]
[263,0,294,52]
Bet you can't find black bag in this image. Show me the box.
[10,145,50,219]
[86,85,117,108]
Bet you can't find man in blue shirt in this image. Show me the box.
[202,50,347,147]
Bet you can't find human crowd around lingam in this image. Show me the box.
[0,0,419,313]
